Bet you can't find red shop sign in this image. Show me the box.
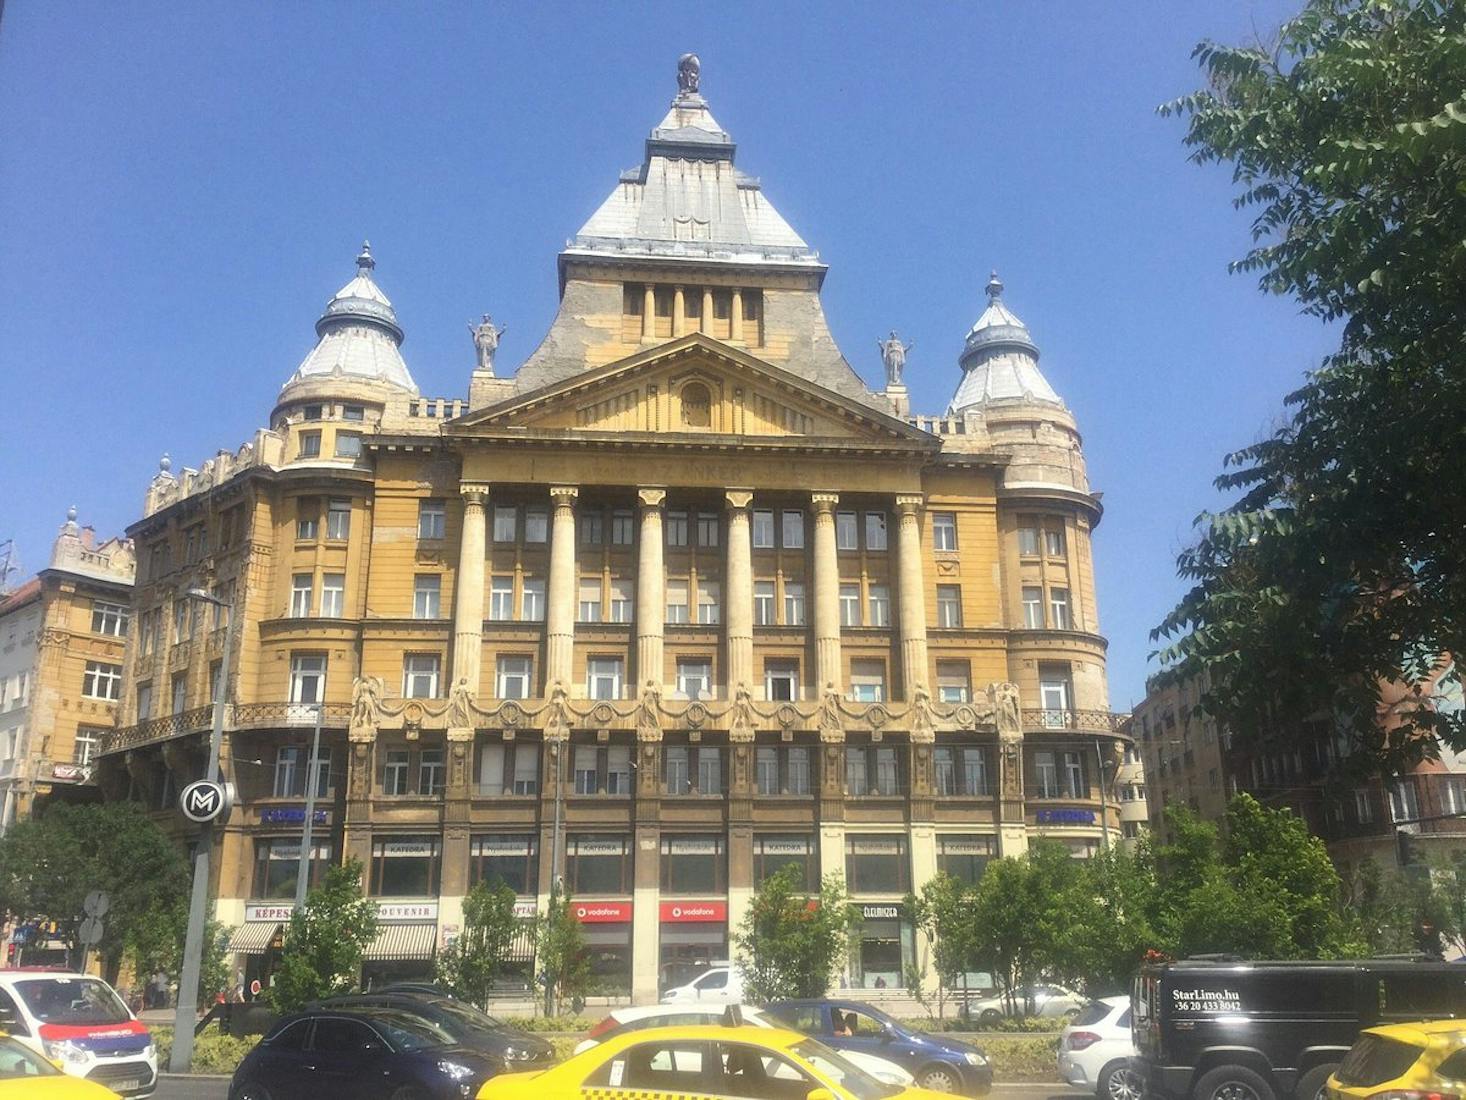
[660,901,728,923]
[573,901,633,923]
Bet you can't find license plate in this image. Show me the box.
[113,1081,141,1093]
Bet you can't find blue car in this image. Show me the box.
[228,1006,503,1100]
[765,998,993,1096]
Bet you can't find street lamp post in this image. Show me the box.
[293,703,326,908]
[1094,737,1113,852]
[543,739,566,1017]
[169,587,233,1074]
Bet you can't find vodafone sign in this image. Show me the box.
[573,902,632,923]
[660,901,727,923]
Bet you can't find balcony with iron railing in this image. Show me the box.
[1022,708,1130,734]
[101,702,354,755]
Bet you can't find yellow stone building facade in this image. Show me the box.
[99,59,1124,1003]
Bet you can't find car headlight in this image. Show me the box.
[43,1039,90,1065]
[142,1041,156,1061]
[438,1059,475,1080]
[964,1051,988,1066]
[504,1045,533,1061]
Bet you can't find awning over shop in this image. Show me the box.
[229,923,281,955]
[364,923,437,961]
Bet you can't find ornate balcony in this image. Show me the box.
[99,702,353,756]
[1022,708,1130,735]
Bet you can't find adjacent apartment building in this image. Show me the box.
[97,58,1128,1003]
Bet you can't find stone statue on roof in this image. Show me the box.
[677,53,701,96]
[878,331,912,387]
[469,314,505,374]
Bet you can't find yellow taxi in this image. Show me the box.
[0,1033,119,1097]
[1328,1020,1466,1100]
[478,1021,953,1100]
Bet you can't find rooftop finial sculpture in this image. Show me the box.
[677,53,701,96]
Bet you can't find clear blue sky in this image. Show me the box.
[0,1,1337,709]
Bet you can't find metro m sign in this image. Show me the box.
[179,780,232,824]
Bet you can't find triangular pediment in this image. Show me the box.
[448,334,936,449]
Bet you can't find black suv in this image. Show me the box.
[1134,957,1466,1100]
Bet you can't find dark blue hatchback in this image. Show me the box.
[765,999,993,1096]
[228,1006,503,1100]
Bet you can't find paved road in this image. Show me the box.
[151,1078,1086,1100]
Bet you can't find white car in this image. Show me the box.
[574,1004,916,1087]
[660,962,745,1005]
[1057,995,1141,1100]
[966,982,1086,1023]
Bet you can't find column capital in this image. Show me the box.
[810,492,840,514]
[725,489,755,511]
[894,493,925,517]
[460,483,490,508]
[549,485,579,507]
[637,487,667,509]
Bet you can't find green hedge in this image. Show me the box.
[501,1014,600,1033]
[150,1027,258,1075]
[896,1014,1068,1034]
[980,1035,1062,1081]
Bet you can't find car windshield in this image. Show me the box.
[426,998,506,1031]
[792,1038,902,1100]
[358,1009,457,1052]
[13,977,131,1025]
[0,1035,61,1079]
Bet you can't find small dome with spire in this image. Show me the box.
[282,241,417,394]
[948,271,1061,414]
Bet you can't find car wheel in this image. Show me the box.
[236,1084,273,1100]
[1099,1060,1144,1100]
[978,1008,1002,1026]
[1195,1065,1277,1100]
[918,1064,962,1093]
[1294,1064,1337,1100]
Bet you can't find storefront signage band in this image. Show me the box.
[574,902,632,923]
[660,901,727,923]
[260,807,329,825]
[859,904,902,920]
[243,900,440,923]
[1035,809,1096,825]
[245,904,295,923]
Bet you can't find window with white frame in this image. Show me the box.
[512,743,540,794]
[840,584,861,627]
[936,660,970,703]
[1022,586,1043,628]
[492,506,517,542]
[936,584,962,628]
[419,749,445,795]
[1062,751,1085,797]
[495,656,532,699]
[581,510,604,546]
[383,749,410,795]
[413,575,441,619]
[403,654,441,699]
[342,404,364,421]
[525,508,548,543]
[1017,524,1040,556]
[612,510,634,545]
[932,512,958,552]
[334,431,361,458]
[574,744,599,794]
[665,579,690,624]
[697,579,720,625]
[607,744,632,794]
[865,512,888,551]
[521,577,544,621]
[418,499,445,540]
[836,512,858,551]
[867,585,890,628]
[171,673,187,715]
[608,579,634,623]
[765,661,799,702]
[849,659,886,703]
[326,499,351,540]
[752,509,775,549]
[289,654,326,704]
[696,512,719,547]
[296,498,319,540]
[754,581,775,626]
[577,578,602,622]
[1444,777,1466,817]
[677,658,712,700]
[82,661,122,701]
[298,430,321,458]
[783,581,806,626]
[481,575,509,622]
[91,601,129,637]
[1046,525,1066,557]
[781,510,805,548]
[697,747,722,794]
[587,657,623,700]
[665,745,690,794]
[1049,587,1071,630]
[320,573,345,617]
[665,510,689,547]
[845,747,868,795]
[1039,664,1071,723]
[1390,780,1420,823]
[290,574,313,617]
[72,727,103,766]
[756,747,779,795]
[1034,751,1060,798]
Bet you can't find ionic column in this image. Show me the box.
[701,288,714,335]
[451,485,489,694]
[730,289,744,342]
[811,492,842,692]
[673,287,686,336]
[545,486,579,690]
[642,285,656,341]
[724,490,755,696]
[636,488,667,688]
[895,494,930,697]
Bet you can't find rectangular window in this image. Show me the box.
[173,599,189,642]
[318,573,344,617]
[840,584,861,627]
[135,682,152,720]
[520,577,545,621]
[846,746,868,795]
[1018,524,1040,556]
[660,835,727,894]
[581,510,604,546]
[82,661,122,701]
[1022,586,1043,628]
[470,835,537,894]
[608,579,634,623]
[370,837,441,897]
[1050,587,1071,630]
[665,579,690,624]
[845,834,910,894]
[611,510,634,545]
[696,512,719,547]
[788,746,811,795]
[754,581,775,626]
[1391,780,1420,823]
[677,658,712,701]
[937,834,994,885]
[1039,664,1072,722]
[756,747,779,796]
[334,431,361,458]
[1034,751,1059,798]
[665,744,690,794]
[574,744,599,795]
[933,512,958,551]
[836,512,858,551]
[289,653,326,704]
[867,584,890,628]
[1063,751,1085,797]
[342,404,364,422]
[1355,789,1375,824]
[754,834,817,889]
[298,431,321,458]
[290,573,313,618]
[512,743,540,794]
[1444,777,1466,817]
[171,673,188,716]
[91,601,130,637]
[666,510,689,547]
[418,499,445,540]
[849,659,886,703]
[752,509,775,549]
[606,744,631,795]
[874,745,900,794]
[936,584,962,628]
[1046,526,1067,557]
[322,498,349,540]
[483,575,510,622]
[864,512,888,551]
[781,510,805,549]
[697,747,722,794]
[587,657,624,700]
[783,581,806,626]
[253,838,333,899]
[493,506,517,543]
[524,509,548,543]
[765,661,798,702]
[383,749,410,795]
[936,661,970,703]
[403,653,441,699]
[413,575,441,619]
[578,577,602,623]
[496,656,532,700]
[73,727,102,766]
[697,579,720,625]
[566,834,631,895]
[416,749,444,795]
[296,498,319,540]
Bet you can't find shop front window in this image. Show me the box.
[370,837,441,896]
[936,834,995,885]
[754,834,817,890]
[252,838,333,899]
[660,835,726,894]
[566,834,632,895]
[469,834,537,894]
[844,835,910,894]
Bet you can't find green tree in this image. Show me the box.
[1065,840,1170,995]
[1153,0,1466,772]
[0,802,189,982]
[267,859,377,1013]
[735,866,858,1004]
[534,893,589,1015]
[435,880,521,1008]
[909,872,978,1016]
[126,906,232,1006]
